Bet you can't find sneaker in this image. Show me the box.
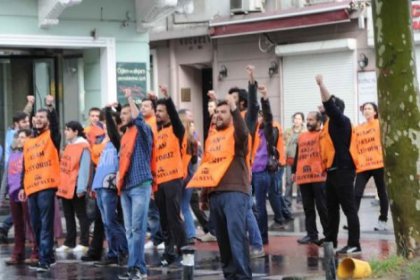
[25,257,39,266]
[29,262,41,270]
[156,242,165,250]
[336,245,362,255]
[73,244,89,253]
[197,233,217,242]
[374,220,387,231]
[94,257,118,267]
[144,240,154,250]
[56,245,71,253]
[297,235,319,245]
[269,222,286,230]
[130,268,147,279]
[36,263,50,272]
[81,254,101,262]
[5,258,25,265]
[250,248,265,259]
[118,268,132,280]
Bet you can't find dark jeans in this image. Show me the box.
[156,179,186,259]
[190,189,209,234]
[300,182,328,239]
[86,200,105,258]
[270,168,292,223]
[10,200,38,260]
[148,198,164,245]
[252,171,271,243]
[0,215,13,234]
[354,168,388,222]
[210,192,251,280]
[28,189,56,266]
[325,169,360,247]
[62,195,90,247]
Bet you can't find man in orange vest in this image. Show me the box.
[154,86,187,266]
[23,95,61,272]
[187,94,252,279]
[315,75,361,255]
[84,107,105,147]
[117,89,153,280]
[291,111,328,245]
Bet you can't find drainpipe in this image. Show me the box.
[169,39,178,103]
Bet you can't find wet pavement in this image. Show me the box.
[0,197,396,279]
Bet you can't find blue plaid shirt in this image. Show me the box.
[124,113,153,189]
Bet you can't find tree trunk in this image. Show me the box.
[372,0,420,258]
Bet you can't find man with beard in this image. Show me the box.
[292,111,328,245]
[23,95,61,272]
[188,95,251,279]
[154,86,187,266]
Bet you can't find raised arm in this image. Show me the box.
[160,85,185,143]
[46,95,60,151]
[104,106,121,151]
[246,65,259,135]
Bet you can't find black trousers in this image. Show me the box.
[325,169,360,247]
[156,179,186,259]
[300,182,328,239]
[62,195,90,247]
[86,200,105,257]
[354,168,388,222]
[190,189,209,233]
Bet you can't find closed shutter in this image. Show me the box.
[282,51,356,126]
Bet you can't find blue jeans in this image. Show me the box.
[252,171,271,243]
[246,191,263,249]
[148,199,164,245]
[269,168,292,223]
[181,187,196,239]
[121,184,151,273]
[0,215,13,233]
[96,188,128,260]
[210,192,252,280]
[28,189,55,266]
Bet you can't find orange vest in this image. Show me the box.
[251,121,286,168]
[155,126,184,185]
[85,124,105,147]
[319,120,360,171]
[91,141,106,166]
[295,131,326,185]
[23,130,60,196]
[353,119,384,173]
[188,125,235,188]
[57,142,90,199]
[181,134,192,179]
[117,126,138,193]
[145,115,158,192]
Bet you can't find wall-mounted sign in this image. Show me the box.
[116,62,147,105]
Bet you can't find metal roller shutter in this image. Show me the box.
[282,51,357,126]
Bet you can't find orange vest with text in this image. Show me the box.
[155,126,184,185]
[57,142,90,199]
[353,119,384,173]
[251,121,286,168]
[295,131,326,185]
[187,125,235,188]
[319,120,360,171]
[23,130,60,196]
[117,126,138,193]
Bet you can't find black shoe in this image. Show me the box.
[36,263,51,272]
[0,231,8,244]
[81,254,101,262]
[336,245,361,255]
[118,268,132,280]
[284,215,294,223]
[297,235,318,245]
[94,257,118,267]
[269,222,286,230]
[29,262,41,270]
[160,255,176,267]
[186,238,195,245]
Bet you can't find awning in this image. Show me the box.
[209,1,353,38]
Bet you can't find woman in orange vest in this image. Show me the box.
[354,102,389,231]
[56,121,91,254]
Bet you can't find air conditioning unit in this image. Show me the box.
[231,0,264,14]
